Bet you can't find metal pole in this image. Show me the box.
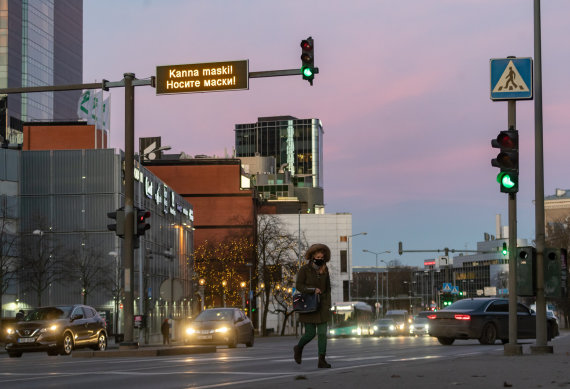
[505,99,522,356]
[375,253,379,317]
[122,73,136,348]
[348,236,351,301]
[531,0,551,354]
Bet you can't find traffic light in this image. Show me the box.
[398,241,403,255]
[135,207,151,236]
[300,37,315,85]
[502,242,508,256]
[107,208,125,237]
[251,297,257,312]
[491,128,519,193]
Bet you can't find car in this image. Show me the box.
[384,310,409,335]
[4,305,108,358]
[371,318,397,337]
[409,317,430,336]
[427,297,559,345]
[184,308,254,348]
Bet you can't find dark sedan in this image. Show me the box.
[427,298,559,345]
[4,305,108,357]
[184,308,254,348]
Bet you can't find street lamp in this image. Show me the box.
[381,259,389,311]
[240,281,247,309]
[222,280,227,307]
[347,232,367,301]
[362,249,390,317]
[198,278,206,311]
[245,263,253,318]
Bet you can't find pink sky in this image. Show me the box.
[84,0,570,267]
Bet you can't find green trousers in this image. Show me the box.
[298,322,328,355]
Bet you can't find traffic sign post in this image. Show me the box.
[490,56,533,356]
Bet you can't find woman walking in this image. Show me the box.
[293,243,332,368]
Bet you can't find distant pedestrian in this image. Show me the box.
[161,319,170,345]
[293,243,332,368]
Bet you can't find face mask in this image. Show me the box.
[314,259,325,267]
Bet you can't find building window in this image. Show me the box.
[343,280,349,302]
[340,250,347,273]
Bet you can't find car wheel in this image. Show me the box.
[478,323,497,345]
[91,332,107,351]
[245,331,254,347]
[437,337,455,345]
[8,351,23,358]
[228,331,238,348]
[59,332,74,356]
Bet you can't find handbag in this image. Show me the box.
[293,292,320,313]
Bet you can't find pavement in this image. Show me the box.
[267,330,570,389]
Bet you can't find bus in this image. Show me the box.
[329,301,374,338]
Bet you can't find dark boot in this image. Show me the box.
[318,354,331,368]
[293,345,303,364]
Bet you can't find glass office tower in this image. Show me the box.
[0,0,82,140]
[235,116,324,190]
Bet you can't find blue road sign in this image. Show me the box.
[490,57,533,101]
[442,283,452,293]
[451,286,459,295]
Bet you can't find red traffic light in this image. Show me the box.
[300,40,312,50]
[491,130,518,150]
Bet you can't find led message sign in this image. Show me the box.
[156,60,249,94]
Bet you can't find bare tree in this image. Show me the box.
[18,231,69,307]
[256,214,304,335]
[0,197,19,318]
[65,246,113,305]
[545,217,570,327]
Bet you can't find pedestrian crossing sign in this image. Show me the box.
[442,283,452,293]
[490,57,533,101]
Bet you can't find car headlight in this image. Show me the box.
[40,324,58,333]
[399,324,405,330]
[215,327,228,333]
[6,328,14,335]
[186,327,196,335]
[329,330,336,335]
[389,325,395,331]
[425,324,429,330]
[373,326,378,331]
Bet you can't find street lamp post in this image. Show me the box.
[381,259,389,311]
[362,249,390,318]
[198,278,206,311]
[240,281,247,309]
[347,232,367,301]
[245,263,253,318]
[222,280,227,307]
[108,250,120,335]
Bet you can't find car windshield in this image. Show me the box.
[413,318,429,324]
[195,309,233,322]
[24,306,72,321]
[445,299,488,311]
[375,319,394,325]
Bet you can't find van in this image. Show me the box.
[384,310,409,335]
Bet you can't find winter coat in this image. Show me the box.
[295,262,331,324]
[161,321,169,336]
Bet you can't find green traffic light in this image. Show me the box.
[302,67,314,78]
[501,174,516,189]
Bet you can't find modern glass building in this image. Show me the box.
[3,148,194,341]
[0,0,82,142]
[235,116,324,190]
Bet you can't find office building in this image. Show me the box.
[235,116,324,211]
[1,0,82,143]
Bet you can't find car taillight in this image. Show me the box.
[454,314,471,320]
[427,315,436,320]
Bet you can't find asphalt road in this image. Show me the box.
[1,333,569,388]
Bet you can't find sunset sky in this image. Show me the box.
[83,0,570,267]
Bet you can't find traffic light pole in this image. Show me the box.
[505,100,522,356]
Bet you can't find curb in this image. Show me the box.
[72,345,216,358]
